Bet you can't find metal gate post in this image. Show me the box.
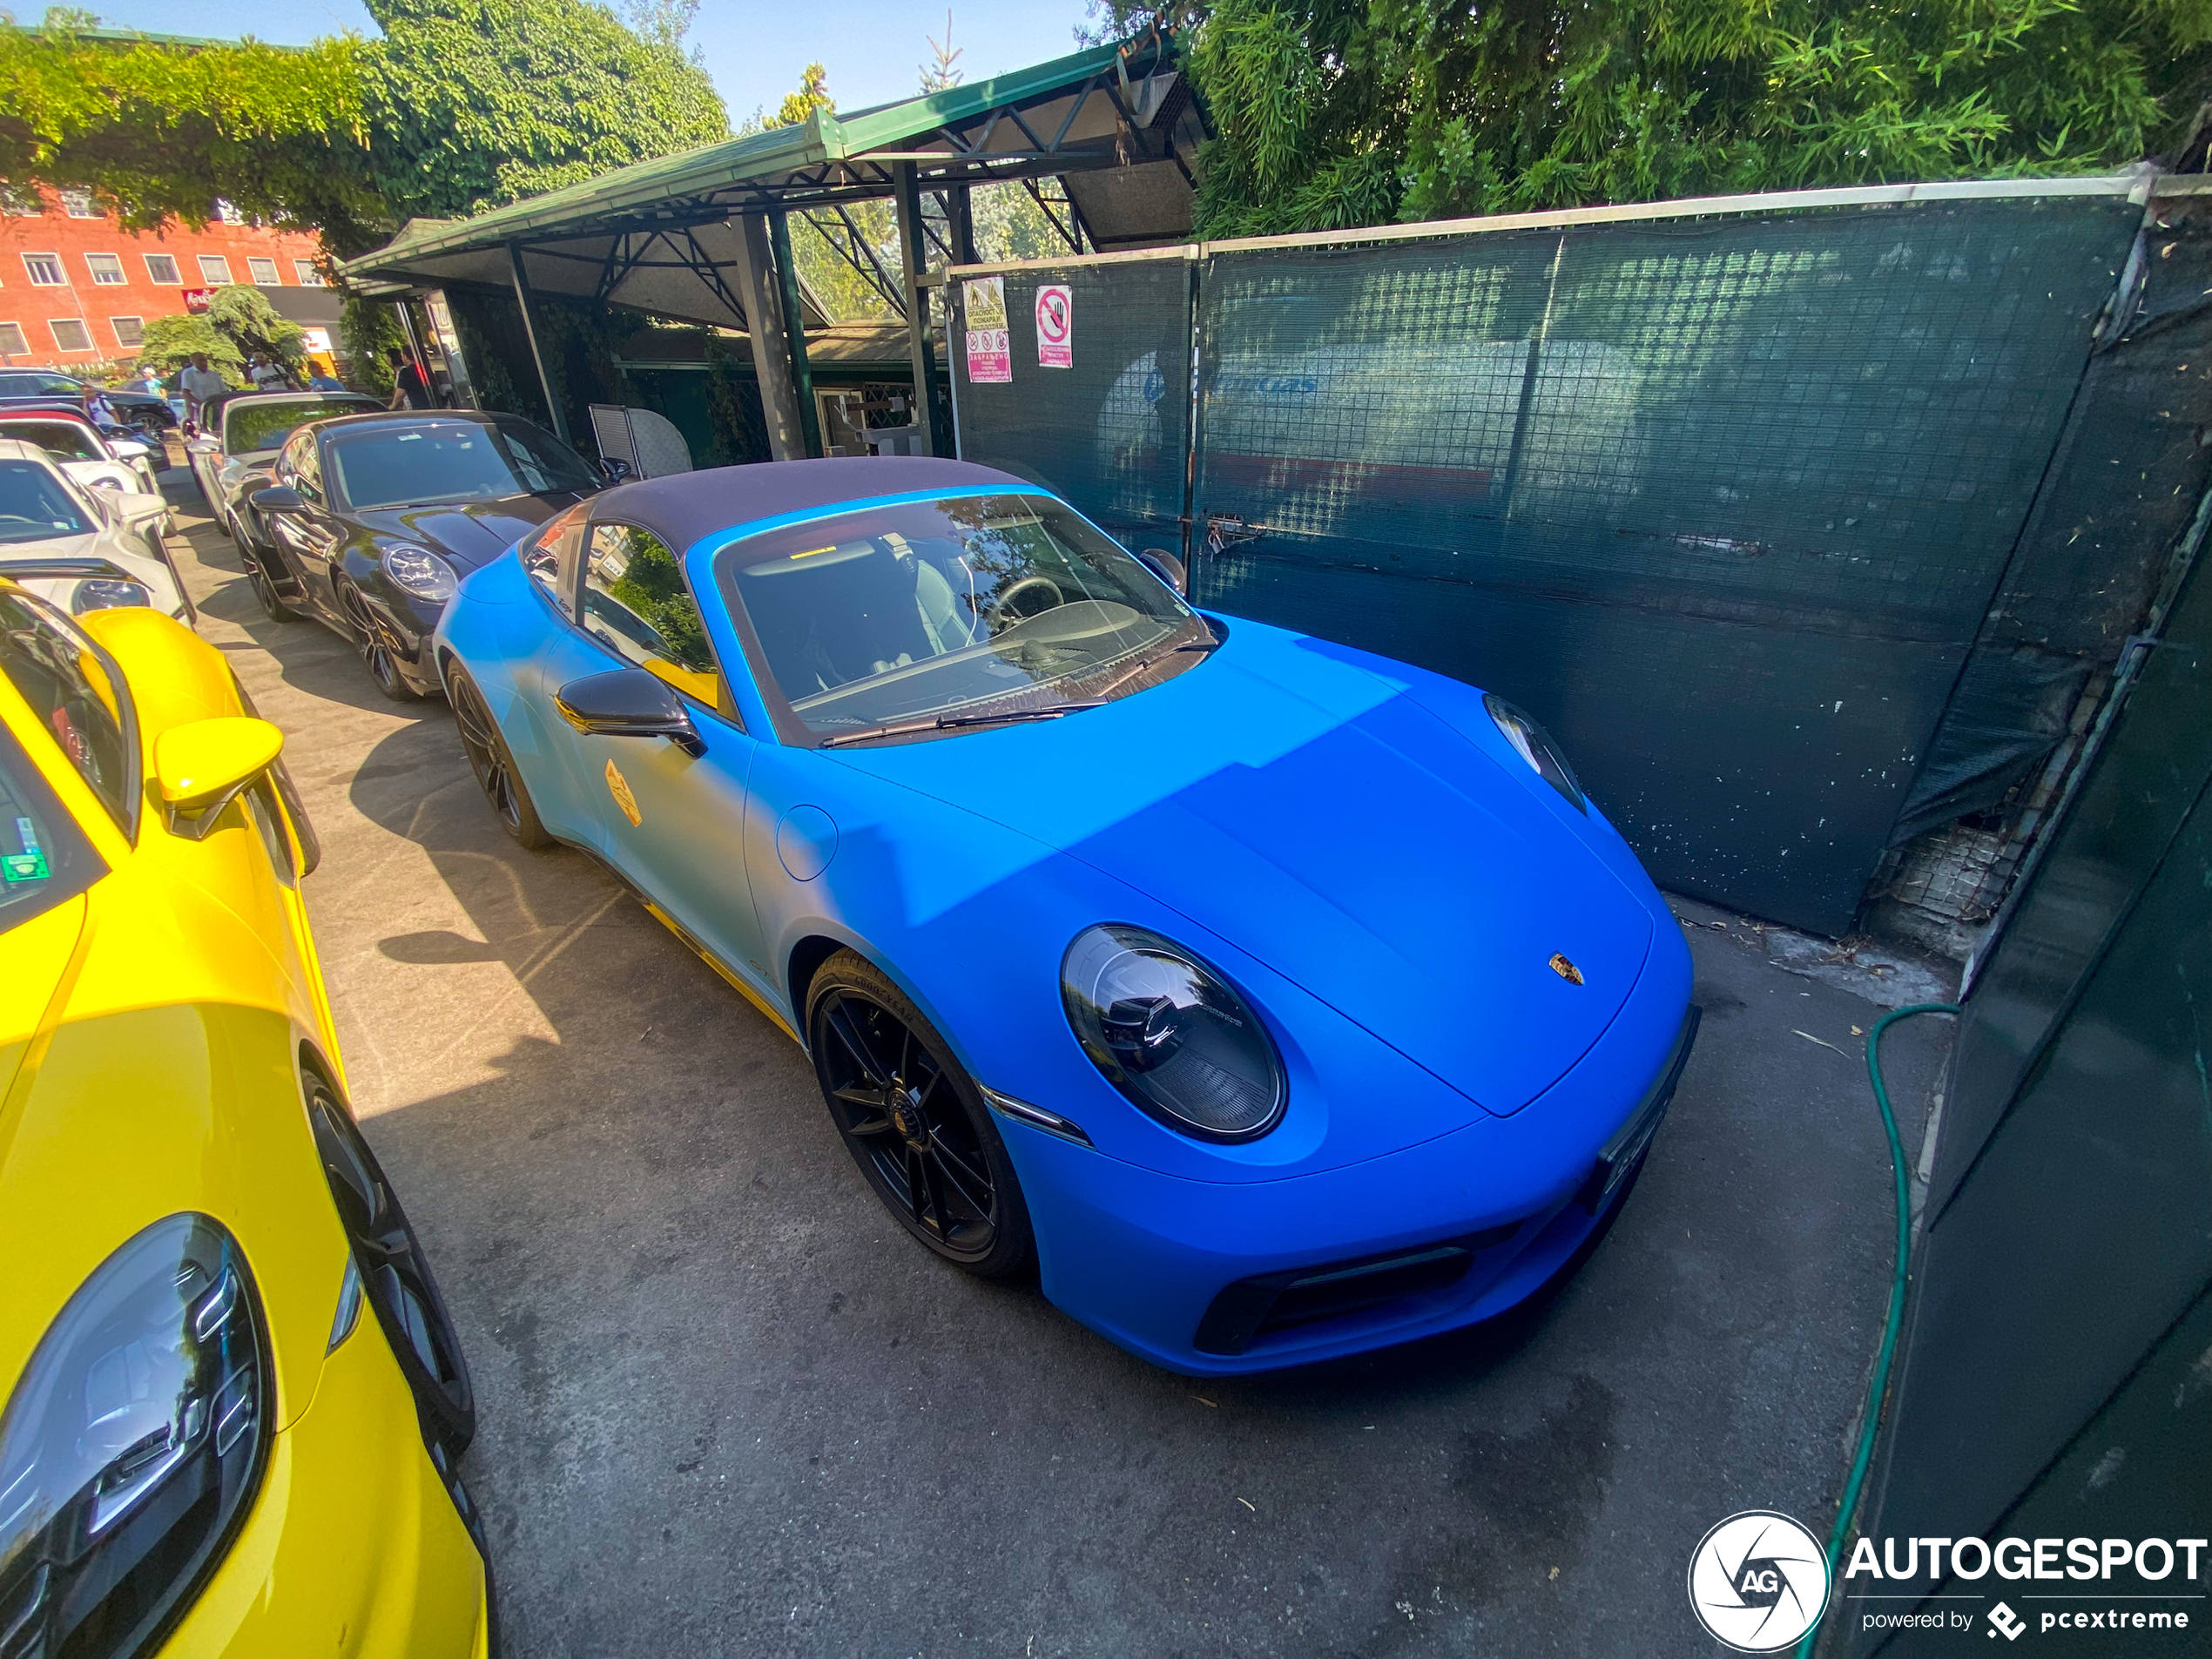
[506,244,571,444]
[766,207,822,457]
[892,161,946,456]
[732,212,806,462]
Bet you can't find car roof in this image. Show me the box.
[0,437,63,465]
[312,409,508,434]
[0,408,96,427]
[223,390,379,408]
[595,456,1035,552]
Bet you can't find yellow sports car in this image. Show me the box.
[0,583,489,1656]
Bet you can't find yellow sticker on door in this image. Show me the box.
[605,759,642,826]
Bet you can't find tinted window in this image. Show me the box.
[325,419,595,510]
[583,523,723,708]
[0,421,102,462]
[718,494,1203,745]
[0,588,137,833]
[524,502,589,613]
[0,373,81,399]
[280,431,324,503]
[221,398,375,455]
[0,719,104,933]
[0,460,92,543]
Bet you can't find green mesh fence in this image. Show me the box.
[950,194,2147,934]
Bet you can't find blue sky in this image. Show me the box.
[79,2,1098,122]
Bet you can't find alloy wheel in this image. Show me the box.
[815,988,1001,1261]
[339,583,407,697]
[451,672,523,836]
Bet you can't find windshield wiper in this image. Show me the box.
[1175,637,1223,653]
[819,700,1107,749]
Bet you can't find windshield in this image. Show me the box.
[0,462,91,543]
[222,398,376,455]
[0,421,102,462]
[325,418,597,510]
[0,373,81,400]
[718,493,1206,745]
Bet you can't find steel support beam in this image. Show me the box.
[767,208,822,458]
[890,161,946,457]
[730,212,806,462]
[506,243,570,443]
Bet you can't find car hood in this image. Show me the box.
[827,622,1658,1117]
[354,493,585,572]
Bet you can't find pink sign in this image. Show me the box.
[1035,285,1072,368]
[963,277,1012,383]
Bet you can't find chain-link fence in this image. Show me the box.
[948,180,2194,937]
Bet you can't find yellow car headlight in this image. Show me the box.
[0,1214,269,1659]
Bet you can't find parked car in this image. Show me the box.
[0,438,190,622]
[250,409,603,700]
[433,456,1697,1375]
[0,405,169,529]
[185,389,382,565]
[0,368,176,438]
[0,588,489,1655]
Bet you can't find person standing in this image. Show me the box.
[178,353,226,431]
[386,347,434,411]
[249,354,289,392]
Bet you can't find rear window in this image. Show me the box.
[0,421,102,462]
[0,718,103,934]
[0,587,138,835]
[222,398,376,455]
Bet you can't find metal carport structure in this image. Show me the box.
[335,37,1206,458]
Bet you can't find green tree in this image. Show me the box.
[136,314,243,381]
[205,285,307,372]
[1143,0,2212,236]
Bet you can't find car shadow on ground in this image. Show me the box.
[323,685,1952,1658]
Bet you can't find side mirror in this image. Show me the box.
[250,485,306,515]
[155,716,283,839]
[186,436,220,455]
[109,438,152,461]
[554,668,705,756]
[1136,547,1189,597]
[601,456,634,483]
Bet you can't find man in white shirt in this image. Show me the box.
[178,354,226,430]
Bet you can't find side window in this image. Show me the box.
[281,431,323,502]
[0,589,137,835]
[581,523,725,710]
[0,722,105,933]
[524,503,590,617]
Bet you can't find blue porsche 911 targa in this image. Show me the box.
[433,456,1696,1374]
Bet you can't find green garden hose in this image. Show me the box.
[1795,1001,1961,1659]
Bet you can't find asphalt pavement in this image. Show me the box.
[159,475,1956,1658]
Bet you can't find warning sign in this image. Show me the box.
[1036,285,1072,369]
[963,276,1011,383]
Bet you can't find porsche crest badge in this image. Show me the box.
[605,759,642,827]
[1548,952,1585,985]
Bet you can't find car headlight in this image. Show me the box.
[1061,924,1287,1142]
[1484,691,1586,812]
[71,578,150,613]
[0,1214,269,1659]
[380,543,457,604]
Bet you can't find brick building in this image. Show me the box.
[0,183,334,369]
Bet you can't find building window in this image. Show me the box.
[0,322,28,356]
[84,253,125,286]
[22,253,65,287]
[247,257,281,286]
[144,253,181,286]
[49,320,92,353]
[111,315,145,348]
[58,187,99,219]
[197,254,233,287]
[293,259,326,287]
[1,185,40,217]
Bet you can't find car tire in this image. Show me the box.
[241,543,300,622]
[337,578,422,703]
[806,949,1036,1279]
[302,1074,476,1460]
[448,664,554,850]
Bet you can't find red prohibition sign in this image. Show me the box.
[1037,289,1070,342]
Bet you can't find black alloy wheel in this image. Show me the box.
[239,543,300,622]
[807,949,1034,1278]
[338,578,421,703]
[303,1075,476,1459]
[448,664,552,849]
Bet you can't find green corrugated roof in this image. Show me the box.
[338,41,1132,275]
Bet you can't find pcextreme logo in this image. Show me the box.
[1688,1511,1831,1652]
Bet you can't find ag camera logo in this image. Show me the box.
[1689,1510,1831,1652]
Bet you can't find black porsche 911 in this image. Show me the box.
[250,410,607,700]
